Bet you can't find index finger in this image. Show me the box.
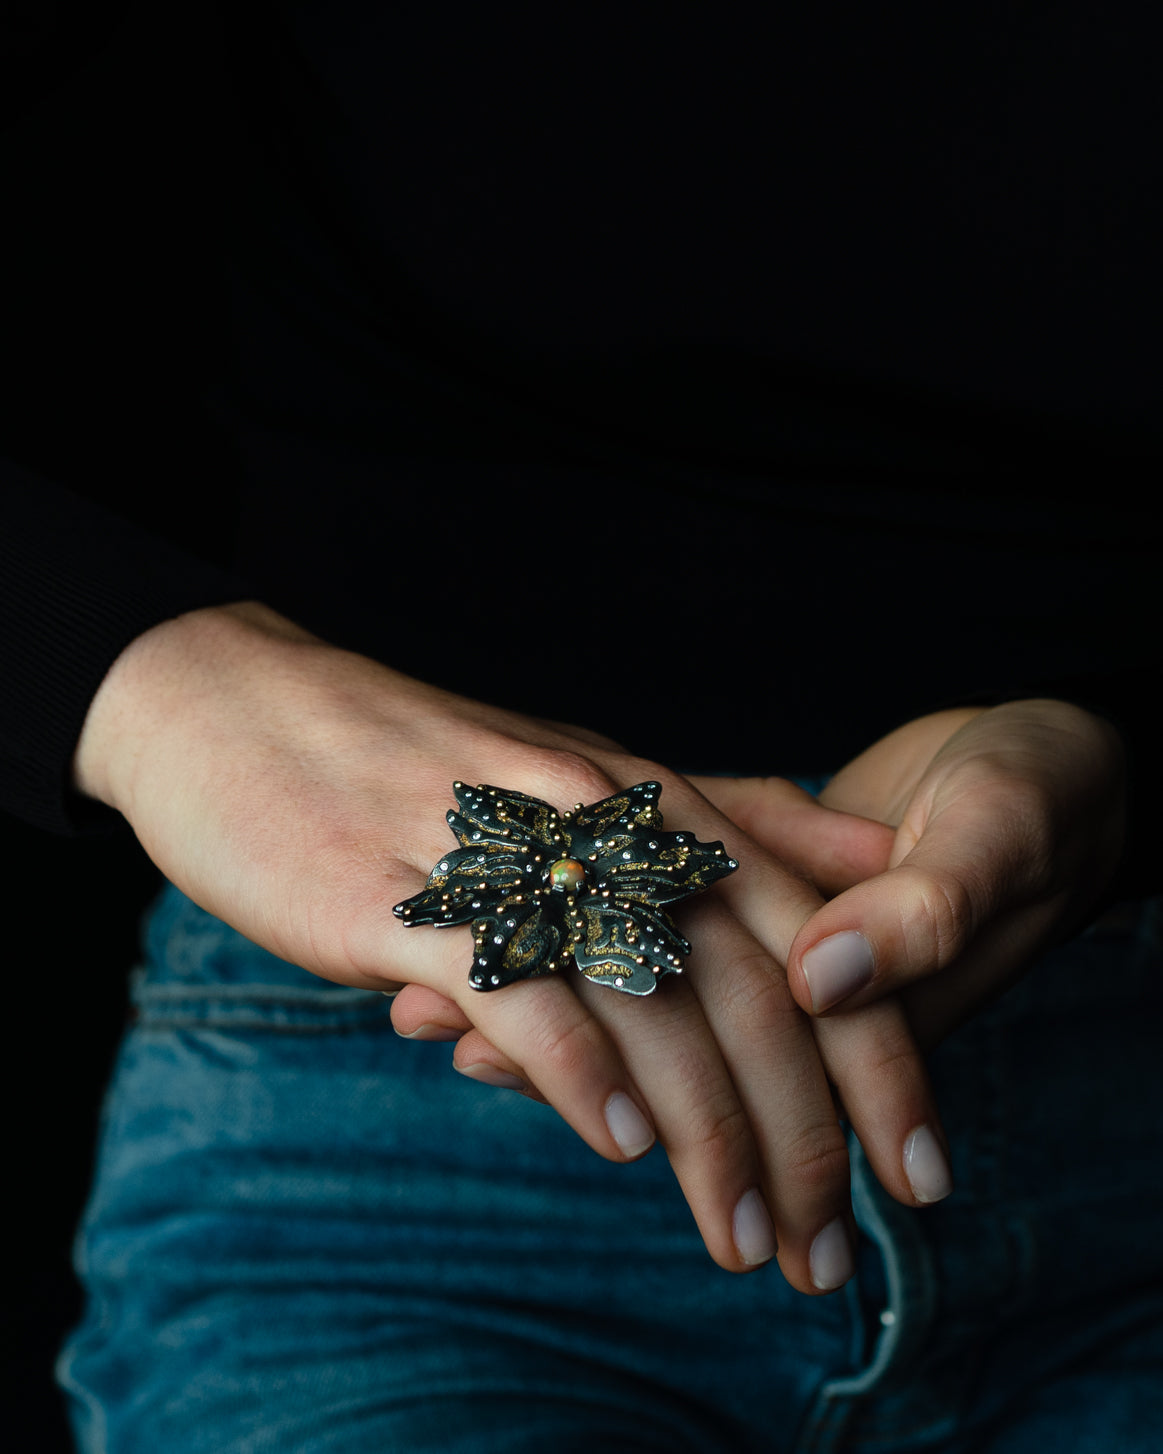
[673,775,956,1216]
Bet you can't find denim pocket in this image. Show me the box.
[132,882,391,1034]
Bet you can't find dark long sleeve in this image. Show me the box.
[1,4,251,833]
[3,2,1160,902]
[0,462,248,834]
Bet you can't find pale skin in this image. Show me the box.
[74,601,1127,1292]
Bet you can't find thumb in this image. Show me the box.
[785,781,1047,1015]
[688,774,895,897]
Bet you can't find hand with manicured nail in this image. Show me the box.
[415,699,1126,1232]
[700,700,1127,1051]
[393,772,960,1248]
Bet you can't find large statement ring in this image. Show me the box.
[393,781,738,995]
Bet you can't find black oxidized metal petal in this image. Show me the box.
[393,843,532,927]
[466,899,569,990]
[450,781,563,852]
[572,900,691,995]
[566,781,665,843]
[393,781,739,994]
[600,830,738,905]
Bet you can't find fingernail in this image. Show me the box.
[809,1217,855,1291]
[604,1092,655,1158]
[456,1063,527,1092]
[801,931,875,1012]
[396,1023,461,1042]
[733,1187,778,1266]
[904,1124,954,1204]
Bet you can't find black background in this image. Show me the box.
[5,5,1159,1442]
[3,6,221,1443]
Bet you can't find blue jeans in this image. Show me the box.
[59,884,1163,1452]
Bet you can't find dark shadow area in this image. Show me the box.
[3,7,231,1443]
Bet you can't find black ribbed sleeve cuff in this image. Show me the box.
[2,458,251,835]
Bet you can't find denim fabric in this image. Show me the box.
[58,885,1163,1453]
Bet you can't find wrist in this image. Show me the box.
[72,601,314,815]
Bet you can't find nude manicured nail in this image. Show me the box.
[733,1188,778,1266]
[604,1092,655,1158]
[801,931,875,1012]
[809,1217,855,1291]
[456,1063,527,1092]
[904,1124,954,1204]
[396,1023,461,1042]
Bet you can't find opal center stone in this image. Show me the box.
[547,857,588,894]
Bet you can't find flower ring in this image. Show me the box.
[393,781,739,994]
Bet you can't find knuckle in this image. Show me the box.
[656,1036,753,1170]
[710,947,794,1024]
[781,1123,851,1198]
[862,1036,922,1098]
[524,747,615,810]
[679,1089,754,1170]
[618,753,670,789]
[813,1001,921,1094]
[530,1010,604,1081]
[897,864,977,968]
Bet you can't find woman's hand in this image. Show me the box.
[699,701,1128,1050]
[74,601,950,1291]
[395,774,955,1210]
